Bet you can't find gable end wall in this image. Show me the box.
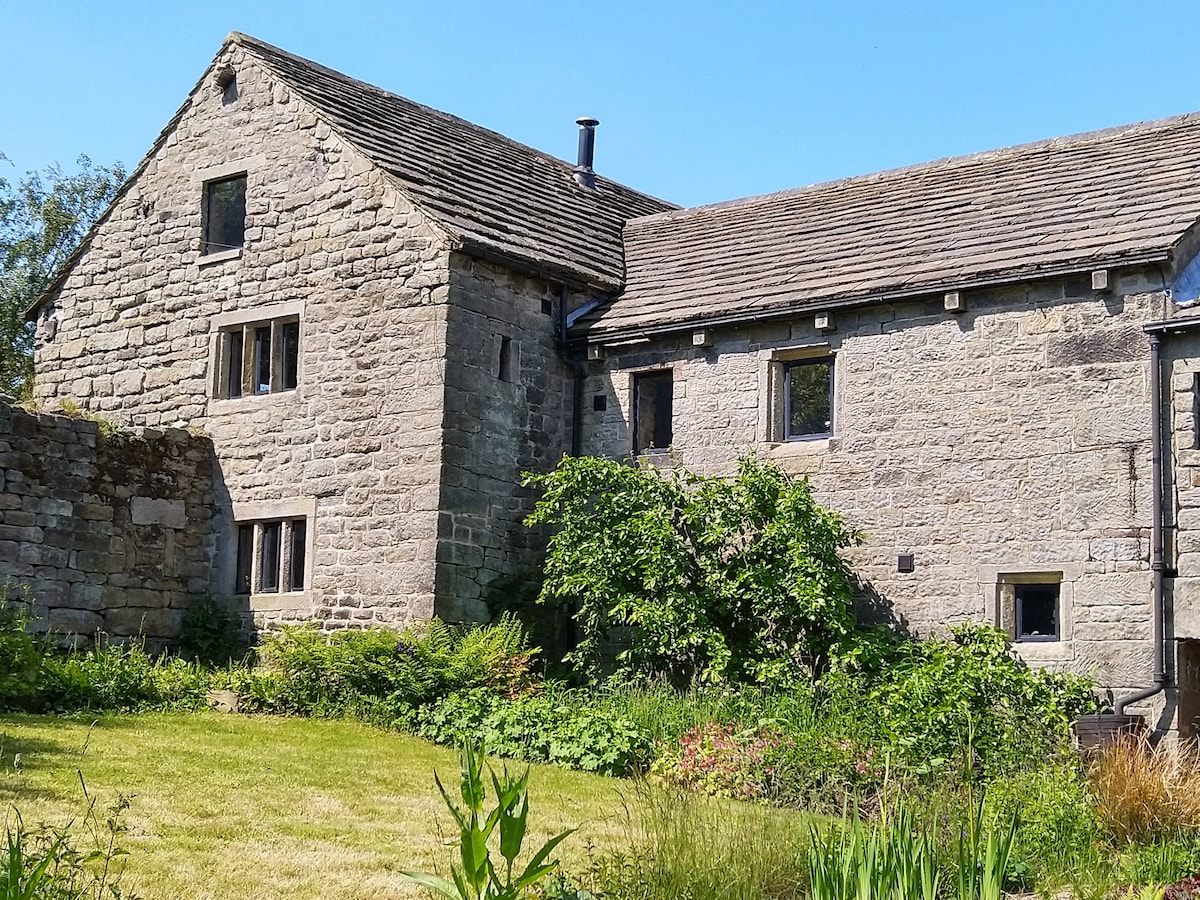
[31,44,455,627]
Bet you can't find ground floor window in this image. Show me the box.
[999,574,1063,642]
[1014,582,1060,641]
[215,316,300,398]
[234,518,308,595]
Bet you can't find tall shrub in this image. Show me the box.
[524,455,862,685]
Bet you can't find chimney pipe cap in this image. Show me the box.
[576,117,600,128]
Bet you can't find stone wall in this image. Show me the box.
[582,269,1172,697]
[31,43,454,628]
[0,399,213,645]
[436,254,574,619]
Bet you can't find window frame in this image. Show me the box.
[209,303,304,402]
[632,369,674,455]
[783,355,835,441]
[232,515,311,598]
[201,173,247,256]
[994,571,1067,645]
[1013,582,1061,643]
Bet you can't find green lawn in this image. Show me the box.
[0,713,631,900]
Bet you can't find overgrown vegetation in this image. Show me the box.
[3,455,1199,896]
[0,790,136,899]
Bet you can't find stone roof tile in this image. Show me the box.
[583,114,1200,338]
[234,34,676,288]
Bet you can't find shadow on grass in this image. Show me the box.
[0,714,149,804]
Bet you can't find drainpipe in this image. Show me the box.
[1115,329,1169,714]
[558,283,585,456]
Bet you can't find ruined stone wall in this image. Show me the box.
[436,255,573,620]
[0,399,213,645]
[583,270,1170,696]
[32,44,452,628]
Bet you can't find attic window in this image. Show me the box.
[202,174,246,255]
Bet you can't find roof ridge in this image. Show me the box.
[230,32,675,209]
[627,110,1200,228]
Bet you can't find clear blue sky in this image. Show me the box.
[2,0,1198,209]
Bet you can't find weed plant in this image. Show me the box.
[0,604,41,708]
[1,788,137,899]
[257,615,535,720]
[39,643,210,713]
[401,741,573,900]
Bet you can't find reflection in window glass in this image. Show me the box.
[785,359,833,439]
[634,371,673,454]
[203,175,246,254]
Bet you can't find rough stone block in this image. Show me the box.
[48,608,104,635]
[130,497,187,529]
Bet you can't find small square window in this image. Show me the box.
[633,370,673,454]
[203,174,246,255]
[233,517,308,595]
[1015,583,1060,642]
[216,316,301,398]
[784,357,833,439]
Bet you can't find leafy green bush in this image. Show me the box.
[175,595,247,666]
[0,604,41,709]
[256,615,535,720]
[981,762,1100,890]
[863,623,1098,777]
[40,642,211,713]
[524,455,862,685]
[413,687,653,776]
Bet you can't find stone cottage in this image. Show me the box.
[18,33,1200,733]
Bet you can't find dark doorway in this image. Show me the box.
[1179,640,1200,741]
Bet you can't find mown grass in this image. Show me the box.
[0,712,633,900]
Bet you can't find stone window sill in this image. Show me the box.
[208,389,300,413]
[766,437,835,458]
[1012,640,1075,664]
[198,247,243,267]
[242,591,311,614]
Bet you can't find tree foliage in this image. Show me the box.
[0,154,125,395]
[523,454,864,685]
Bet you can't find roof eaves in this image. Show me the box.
[452,236,620,292]
[576,252,1171,344]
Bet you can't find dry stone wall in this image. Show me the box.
[0,399,213,646]
[32,44,454,628]
[583,269,1171,696]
